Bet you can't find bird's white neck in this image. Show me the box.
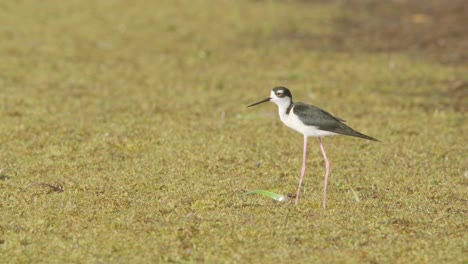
[274,99,293,123]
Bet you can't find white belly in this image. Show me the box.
[280,110,338,137]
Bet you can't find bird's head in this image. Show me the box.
[248,87,292,108]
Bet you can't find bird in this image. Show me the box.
[248,86,379,209]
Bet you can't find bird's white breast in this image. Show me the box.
[279,106,338,137]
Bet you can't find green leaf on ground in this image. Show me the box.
[244,190,289,202]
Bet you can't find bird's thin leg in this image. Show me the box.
[295,135,308,205]
[318,137,330,209]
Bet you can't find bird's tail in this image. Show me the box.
[335,123,380,142]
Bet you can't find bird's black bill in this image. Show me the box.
[247,97,271,107]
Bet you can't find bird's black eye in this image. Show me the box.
[275,91,284,97]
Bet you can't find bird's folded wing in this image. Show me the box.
[293,103,346,130]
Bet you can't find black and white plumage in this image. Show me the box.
[248,86,378,208]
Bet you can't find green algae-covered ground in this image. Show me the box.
[0,1,466,263]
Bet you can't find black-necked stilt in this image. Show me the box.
[248,87,379,209]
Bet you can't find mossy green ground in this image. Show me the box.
[0,1,466,263]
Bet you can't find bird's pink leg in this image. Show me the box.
[295,135,308,205]
[318,137,330,209]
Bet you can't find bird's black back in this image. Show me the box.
[293,103,379,141]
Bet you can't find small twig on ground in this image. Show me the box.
[23,182,64,193]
